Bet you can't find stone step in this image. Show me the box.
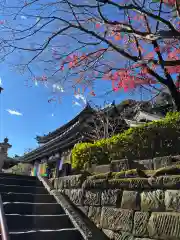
[1,192,56,203]
[0,177,43,187]
[0,184,48,194]
[6,214,74,232]
[9,229,83,240]
[0,173,37,181]
[3,203,65,215]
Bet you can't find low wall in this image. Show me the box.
[53,171,180,240]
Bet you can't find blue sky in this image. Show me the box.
[0,0,147,157]
[0,0,178,157]
[0,60,139,157]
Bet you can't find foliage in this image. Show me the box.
[71,112,180,170]
[0,1,179,107]
[10,163,32,175]
[72,142,110,170]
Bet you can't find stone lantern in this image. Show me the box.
[0,138,12,171]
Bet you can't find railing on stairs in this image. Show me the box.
[0,195,10,240]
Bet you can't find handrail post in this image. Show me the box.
[0,195,10,240]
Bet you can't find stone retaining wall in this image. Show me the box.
[53,173,180,240]
[111,155,180,172]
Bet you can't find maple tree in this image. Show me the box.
[0,0,180,108]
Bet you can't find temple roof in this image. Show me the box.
[35,103,94,144]
[19,122,92,163]
[20,99,169,163]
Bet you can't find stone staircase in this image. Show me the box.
[0,173,84,240]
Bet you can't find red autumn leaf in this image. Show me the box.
[140,67,149,75]
[114,34,121,41]
[80,54,87,61]
[151,64,157,70]
[163,0,176,5]
[60,65,64,71]
[69,62,73,68]
[166,66,180,73]
[154,47,160,52]
[113,87,119,92]
[41,75,47,81]
[65,55,72,61]
[95,23,101,28]
[168,51,179,60]
[144,52,155,60]
[90,91,96,96]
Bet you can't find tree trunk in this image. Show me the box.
[167,83,180,111]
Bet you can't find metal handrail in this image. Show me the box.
[0,195,10,240]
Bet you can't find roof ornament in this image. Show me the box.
[4,137,9,144]
[0,86,3,93]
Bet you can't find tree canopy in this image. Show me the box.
[0,0,179,108]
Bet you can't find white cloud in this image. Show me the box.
[6,109,23,116]
[74,94,87,104]
[52,83,64,92]
[21,16,27,20]
[73,101,81,107]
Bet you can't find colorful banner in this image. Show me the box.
[31,163,48,177]
[59,159,63,171]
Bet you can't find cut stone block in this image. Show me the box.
[133,211,150,237]
[84,190,101,206]
[141,190,165,211]
[102,189,121,206]
[69,189,83,205]
[100,207,133,232]
[88,206,102,226]
[121,191,140,210]
[114,231,134,240]
[165,190,180,212]
[148,212,180,240]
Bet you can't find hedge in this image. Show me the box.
[71,112,180,170]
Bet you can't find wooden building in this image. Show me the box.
[19,100,168,177]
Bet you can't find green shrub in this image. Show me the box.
[72,141,110,170]
[71,112,180,170]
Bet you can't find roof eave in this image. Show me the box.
[36,104,94,143]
